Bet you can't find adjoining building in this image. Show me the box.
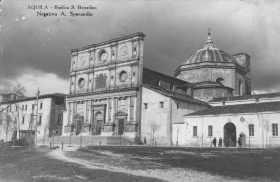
[179,93,280,148]
[0,93,66,142]
[62,32,209,145]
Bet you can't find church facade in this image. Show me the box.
[62,33,209,145]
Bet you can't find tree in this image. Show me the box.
[149,120,161,146]
[2,113,14,141]
[0,82,26,97]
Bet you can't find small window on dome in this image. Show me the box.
[216,78,224,85]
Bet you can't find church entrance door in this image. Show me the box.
[76,120,82,135]
[224,123,236,147]
[118,119,124,135]
[96,120,103,135]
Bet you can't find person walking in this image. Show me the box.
[143,137,147,145]
[218,137,222,147]
[212,137,217,147]
[237,136,242,147]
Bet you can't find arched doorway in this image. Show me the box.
[95,112,103,135]
[115,111,127,135]
[224,122,236,147]
[74,114,84,135]
[239,132,246,147]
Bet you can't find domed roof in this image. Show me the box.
[184,30,237,64]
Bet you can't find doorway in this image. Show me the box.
[118,119,124,135]
[224,122,236,147]
[96,120,103,135]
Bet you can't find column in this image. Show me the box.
[133,97,137,122]
[106,99,109,123]
[111,98,115,123]
[67,102,71,125]
[87,73,90,92]
[69,77,72,94]
[84,101,87,123]
[71,102,75,124]
[127,97,131,122]
[89,100,92,133]
[74,75,77,94]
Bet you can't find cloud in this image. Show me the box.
[4,68,69,97]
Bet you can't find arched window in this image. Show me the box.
[216,78,224,85]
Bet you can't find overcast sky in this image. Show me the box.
[0,0,279,96]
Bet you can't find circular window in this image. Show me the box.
[121,46,128,56]
[119,71,128,82]
[98,50,107,63]
[80,56,86,65]
[78,78,85,88]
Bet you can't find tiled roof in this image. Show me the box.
[210,92,280,102]
[1,93,67,104]
[143,84,210,107]
[186,101,280,116]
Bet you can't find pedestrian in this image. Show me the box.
[143,137,147,145]
[212,137,217,147]
[218,137,222,147]
[237,136,242,147]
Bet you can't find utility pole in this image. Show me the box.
[35,87,40,146]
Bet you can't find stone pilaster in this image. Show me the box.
[106,99,109,123]
[127,97,131,122]
[111,98,115,123]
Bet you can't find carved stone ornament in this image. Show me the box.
[80,56,86,65]
[121,46,128,56]
[240,117,245,123]
[227,118,231,123]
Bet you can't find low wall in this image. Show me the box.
[0,139,26,147]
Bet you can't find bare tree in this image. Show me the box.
[149,121,161,146]
[2,113,13,141]
[0,82,26,97]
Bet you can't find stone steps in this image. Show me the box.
[37,135,136,146]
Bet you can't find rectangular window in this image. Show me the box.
[144,103,148,109]
[22,116,25,124]
[32,104,35,110]
[159,102,164,108]
[9,106,12,112]
[208,125,213,136]
[272,124,278,136]
[22,105,24,111]
[193,126,197,137]
[177,102,179,109]
[38,115,42,126]
[25,105,27,110]
[40,102,43,109]
[249,124,254,136]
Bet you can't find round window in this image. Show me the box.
[78,78,85,88]
[99,50,108,63]
[119,71,128,82]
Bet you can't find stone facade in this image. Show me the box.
[62,32,210,145]
[63,33,145,141]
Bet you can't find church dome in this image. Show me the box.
[184,30,237,64]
